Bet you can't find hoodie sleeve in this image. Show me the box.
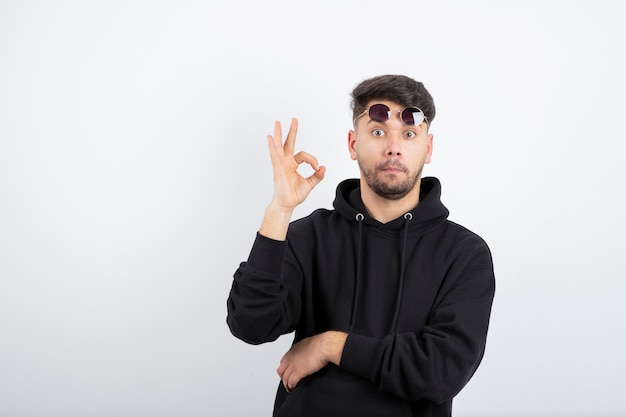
[339,239,495,403]
[226,233,302,345]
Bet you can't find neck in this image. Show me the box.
[359,179,422,224]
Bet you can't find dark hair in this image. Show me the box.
[350,74,436,126]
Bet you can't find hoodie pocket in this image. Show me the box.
[274,366,413,417]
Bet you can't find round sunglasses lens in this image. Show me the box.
[402,108,424,125]
[369,104,390,122]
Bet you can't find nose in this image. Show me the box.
[385,128,404,157]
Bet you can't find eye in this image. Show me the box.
[371,129,385,137]
[404,130,417,139]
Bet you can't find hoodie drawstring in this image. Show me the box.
[389,212,412,332]
[350,212,412,333]
[349,213,365,329]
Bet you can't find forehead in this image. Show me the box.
[365,99,404,111]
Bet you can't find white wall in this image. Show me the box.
[1,1,625,416]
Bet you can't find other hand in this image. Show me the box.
[276,331,347,392]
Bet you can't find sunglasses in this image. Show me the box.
[354,103,428,126]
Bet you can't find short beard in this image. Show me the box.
[359,159,421,200]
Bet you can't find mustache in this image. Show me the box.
[376,160,408,172]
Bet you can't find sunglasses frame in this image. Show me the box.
[353,103,428,126]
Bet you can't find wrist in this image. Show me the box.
[259,203,295,240]
[323,331,348,366]
[265,201,296,218]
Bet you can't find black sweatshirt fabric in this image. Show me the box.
[227,177,495,417]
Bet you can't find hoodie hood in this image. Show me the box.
[333,177,450,234]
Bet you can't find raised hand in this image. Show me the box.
[259,118,325,240]
[267,118,326,210]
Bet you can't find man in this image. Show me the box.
[227,74,495,417]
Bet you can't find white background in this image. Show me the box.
[1,1,625,416]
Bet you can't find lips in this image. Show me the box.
[378,162,407,173]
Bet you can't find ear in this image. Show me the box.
[424,133,434,164]
[348,130,358,160]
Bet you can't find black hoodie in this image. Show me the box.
[227,177,495,417]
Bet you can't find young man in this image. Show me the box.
[227,74,495,417]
